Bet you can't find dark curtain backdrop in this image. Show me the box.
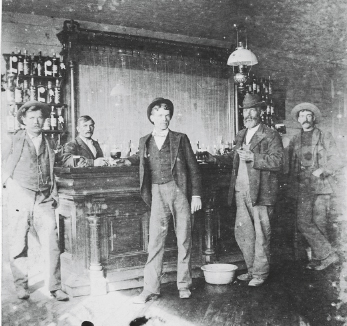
[76,47,231,156]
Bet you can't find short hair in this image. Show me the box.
[77,115,95,126]
[151,103,171,115]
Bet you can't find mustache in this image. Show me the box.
[244,116,258,121]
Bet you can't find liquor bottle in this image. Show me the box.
[256,78,261,94]
[30,77,37,101]
[268,76,273,95]
[248,75,253,93]
[23,50,31,75]
[54,79,61,104]
[265,103,271,126]
[17,50,24,75]
[37,51,44,76]
[9,51,18,74]
[46,81,55,104]
[6,74,15,103]
[31,53,38,76]
[261,108,266,124]
[14,77,23,103]
[57,107,64,130]
[252,75,257,94]
[23,79,30,102]
[59,55,66,78]
[37,82,46,103]
[270,98,275,117]
[50,106,58,130]
[52,53,59,77]
[44,55,53,77]
[263,78,268,94]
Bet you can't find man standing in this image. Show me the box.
[207,93,284,286]
[60,115,108,167]
[3,101,68,300]
[288,103,342,270]
[124,97,202,303]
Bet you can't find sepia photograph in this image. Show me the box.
[1,0,347,325]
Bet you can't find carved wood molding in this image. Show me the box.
[57,19,230,64]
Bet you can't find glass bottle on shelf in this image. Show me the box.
[57,107,64,130]
[268,76,273,95]
[59,55,66,78]
[263,78,268,94]
[256,78,261,94]
[17,50,24,75]
[31,53,38,76]
[14,77,23,103]
[6,73,15,103]
[9,51,18,74]
[37,51,44,76]
[54,79,61,104]
[46,81,55,104]
[23,79,30,102]
[37,82,46,103]
[44,54,53,77]
[248,74,253,93]
[265,103,271,127]
[270,98,275,117]
[30,77,37,101]
[50,106,58,130]
[23,50,30,76]
[252,75,257,94]
[52,53,59,77]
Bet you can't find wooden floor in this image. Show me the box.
[2,258,344,326]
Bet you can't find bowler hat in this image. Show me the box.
[291,102,321,123]
[17,101,50,125]
[241,93,266,109]
[147,97,174,124]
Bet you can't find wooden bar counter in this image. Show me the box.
[54,164,242,297]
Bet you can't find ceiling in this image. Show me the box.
[2,0,347,66]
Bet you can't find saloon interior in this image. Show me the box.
[1,0,347,325]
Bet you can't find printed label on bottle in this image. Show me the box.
[18,62,24,74]
[38,87,46,102]
[54,88,61,104]
[45,61,52,76]
[51,118,57,127]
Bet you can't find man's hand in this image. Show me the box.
[191,197,202,214]
[76,157,91,167]
[94,157,109,167]
[204,152,217,164]
[115,159,132,167]
[236,149,254,162]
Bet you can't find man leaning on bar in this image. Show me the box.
[60,115,109,167]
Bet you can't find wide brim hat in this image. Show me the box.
[17,101,50,125]
[291,102,321,123]
[147,97,174,124]
[241,93,266,109]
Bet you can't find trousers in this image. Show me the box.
[6,178,61,292]
[235,189,273,279]
[143,181,193,294]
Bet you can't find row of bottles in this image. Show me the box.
[6,105,64,132]
[7,77,62,104]
[195,140,232,160]
[247,75,273,95]
[8,49,66,77]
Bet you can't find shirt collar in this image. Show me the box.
[152,128,170,137]
[27,132,43,140]
[79,135,94,144]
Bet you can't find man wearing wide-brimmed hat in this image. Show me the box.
[124,97,202,303]
[206,93,284,286]
[3,100,68,301]
[288,102,343,270]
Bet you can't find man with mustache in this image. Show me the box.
[207,93,283,286]
[288,103,342,270]
[3,101,68,300]
[60,115,108,167]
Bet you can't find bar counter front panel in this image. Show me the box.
[55,164,241,297]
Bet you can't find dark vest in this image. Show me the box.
[12,136,51,192]
[147,135,173,184]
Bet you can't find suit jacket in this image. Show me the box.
[288,127,343,196]
[217,123,284,206]
[3,130,58,200]
[60,136,104,167]
[128,130,202,207]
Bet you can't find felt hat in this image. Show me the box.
[147,97,174,124]
[291,102,321,123]
[17,101,50,125]
[241,93,266,109]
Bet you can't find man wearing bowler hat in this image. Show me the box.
[124,97,202,303]
[3,100,68,301]
[206,93,284,286]
[288,103,343,270]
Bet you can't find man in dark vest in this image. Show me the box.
[3,101,68,301]
[60,115,108,167]
[206,93,284,286]
[124,98,202,303]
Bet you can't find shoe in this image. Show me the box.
[306,260,320,270]
[314,253,339,271]
[133,290,159,304]
[17,288,30,300]
[237,273,252,281]
[248,277,266,287]
[50,289,69,301]
[179,289,191,299]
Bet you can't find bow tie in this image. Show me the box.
[152,131,168,137]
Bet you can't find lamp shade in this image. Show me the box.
[227,44,258,66]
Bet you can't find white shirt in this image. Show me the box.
[80,135,97,157]
[245,124,261,145]
[27,132,43,155]
[152,128,169,150]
